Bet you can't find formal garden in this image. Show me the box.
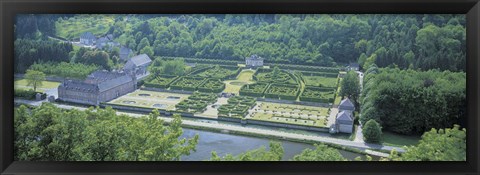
[108,90,190,110]
[191,65,241,80]
[264,83,300,101]
[253,68,297,85]
[143,75,180,89]
[169,77,206,91]
[249,102,329,127]
[198,79,226,93]
[299,86,336,103]
[175,92,218,113]
[300,71,339,88]
[239,83,270,97]
[218,96,257,118]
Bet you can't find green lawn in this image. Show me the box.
[382,131,421,147]
[14,79,61,92]
[223,70,256,94]
[303,76,338,88]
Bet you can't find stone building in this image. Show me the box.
[124,54,152,79]
[57,70,136,106]
[335,98,355,133]
[245,54,264,67]
[80,32,96,46]
[119,46,133,61]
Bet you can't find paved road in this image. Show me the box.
[14,99,405,154]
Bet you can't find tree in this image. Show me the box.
[339,71,361,106]
[388,125,466,161]
[210,141,284,161]
[24,69,46,92]
[362,119,382,143]
[292,144,346,161]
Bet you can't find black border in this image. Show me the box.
[1,0,479,174]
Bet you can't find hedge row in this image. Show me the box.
[299,86,336,103]
[198,79,226,93]
[169,77,206,91]
[299,71,339,78]
[161,56,240,66]
[264,83,300,101]
[265,63,340,73]
[191,65,241,80]
[218,96,257,118]
[239,83,270,97]
[14,89,47,100]
[144,74,179,89]
[253,68,297,85]
[175,92,218,113]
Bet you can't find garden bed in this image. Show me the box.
[300,86,336,103]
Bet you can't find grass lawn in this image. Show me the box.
[109,90,190,110]
[14,79,61,92]
[382,131,421,147]
[223,70,256,94]
[303,76,338,88]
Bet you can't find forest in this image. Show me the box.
[15,14,466,74]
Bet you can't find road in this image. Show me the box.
[14,99,405,154]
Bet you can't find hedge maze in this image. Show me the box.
[193,65,241,80]
[169,77,206,91]
[175,92,218,113]
[198,79,226,93]
[300,86,336,103]
[218,96,257,118]
[253,68,297,85]
[264,83,300,101]
[239,83,269,97]
[144,75,179,89]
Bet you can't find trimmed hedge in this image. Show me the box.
[198,78,226,93]
[239,83,270,97]
[144,74,179,89]
[161,56,240,66]
[14,89,46,100]
[264,83,300,101]
[169,77,206,91]
[218,96,256,118]
[300,86,336,103]
[192,65,241,80]
[175,92,217,113]
[299,71,339,78]
[253,68,297,85]
[265,63,340,73]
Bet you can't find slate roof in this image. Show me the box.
[86,70,126,83]
[128,54,152,67]
[97,75,133,92]
[336,111,353,121]
[339,98,355,109]
[120,46,132,55]
[80,32,96,40]
[60,80,98,92]
[247,54,264,61]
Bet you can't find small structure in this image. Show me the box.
[96,37,109,49]
[79,32,96,46]
[123,54,152,79]
[347,63,360,71]
[335,98,356,133]
[245,54,264,67]
[48,95,55,102]
[35,93,42,101]
[335,111,354,133]
[119,46,133,61]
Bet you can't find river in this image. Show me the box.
[180,128,373,161]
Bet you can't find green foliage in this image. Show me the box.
[339,71,360,106]
[169,77,205,91]
[144,75,179,89]
[14,104,198,161]
[79,50,112,70]
[198,79,226,93]
[362,119,382,143]
[360,68,466,135]
[218,96,256,118]
[192,65,240,80]
[175,92,217,113]
[210,141,284,161]
[14,39,73,73]
[300,86,336,103]
[29,62,99,79]
[25,70,46,92]
[239,83,269,97]
[254,68,297,85]
[264,84,300,101]
[388,125,466,161]
[293,144,347,161]
[150,58,187,76]
[14,89,46,100]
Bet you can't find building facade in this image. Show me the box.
[335,98,356,133]
[80,32,96,46]
[124,54,152,79]
[58,70,136,105]
[245,54,264,67]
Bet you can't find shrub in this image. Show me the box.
[362,119,382,143]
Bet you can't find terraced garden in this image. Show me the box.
[256,102,329,116]
[300,86,336,103]
[175,92,218,113]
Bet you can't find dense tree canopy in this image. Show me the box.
[210,141,284,161]
[292,144,347,161]
[14,39,73,73]
[387,125,466,161]
[362,119,382,143]
[339,71,361,107]
[14,104,199,161]
[360,68,466,135]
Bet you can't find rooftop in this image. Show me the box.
[80,32,96,40]
[339,98,355,109]
[127,54,152,67]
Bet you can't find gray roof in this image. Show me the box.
[247,54,263,61]
[336,111,353,121]
[120,46,132,55]
[127,54,152,67]
[339,98,355,109]
[60,80,98,93]
[80,32,96,40]
[97,75,133,92]
[86,70,126,83]
[97,37,109,44]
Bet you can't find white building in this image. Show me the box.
[245,54,264,67]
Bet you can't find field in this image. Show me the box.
[14,79,61,92]
[223,70,256,94]
[382,131,421,147]
[249,102,329,127]
[108,90,190,110]
[55,15,115,40]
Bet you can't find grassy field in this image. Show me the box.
[382,131,421,147]
[109,90,190,110]
[258,102,329,116]
[223,70,256,94]
[56,15,115,40]
[303,76,338,88]
[14,79,61,92]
